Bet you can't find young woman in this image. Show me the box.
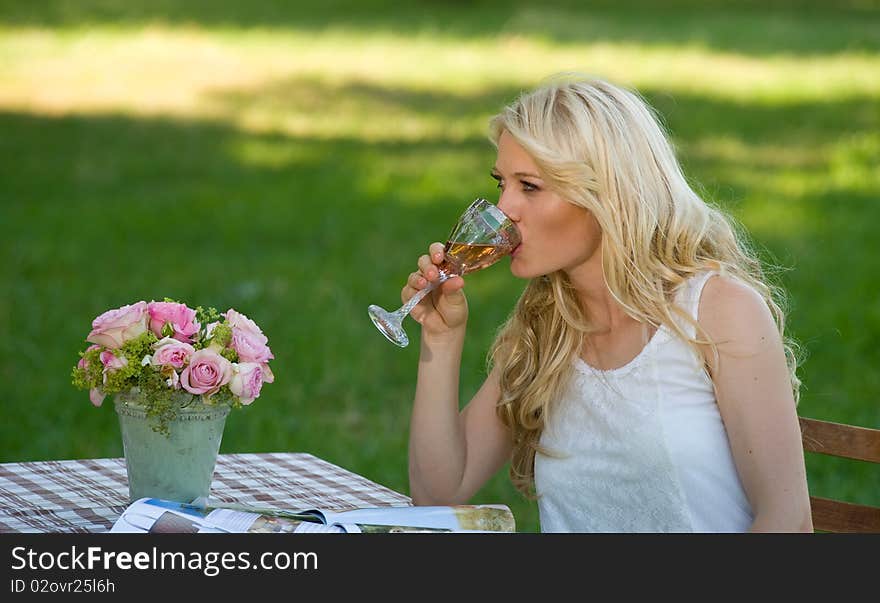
[403,74,812,532]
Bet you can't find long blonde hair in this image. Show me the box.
[488,74,801,497]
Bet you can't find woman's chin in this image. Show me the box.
[508,260,529,280]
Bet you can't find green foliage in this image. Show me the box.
[195,305,223,329]
[135,375,180,437]
[70,331,159,395]
[211,324,234,355]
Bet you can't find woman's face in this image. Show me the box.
[493,130,602,280]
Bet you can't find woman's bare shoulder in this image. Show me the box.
[698,274,780,349]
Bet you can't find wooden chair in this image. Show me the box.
[799,416,880,533]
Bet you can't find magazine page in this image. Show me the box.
[215,503,517,532]
[110,498,350,534]
[317,504,516,532]
[112,499,516,533]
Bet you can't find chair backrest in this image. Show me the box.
[798,416,880,533]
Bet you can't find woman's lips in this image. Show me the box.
[511,243,522,257]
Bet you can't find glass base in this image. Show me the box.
[368,304,409,348]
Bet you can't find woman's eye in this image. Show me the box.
[522,181,538,192]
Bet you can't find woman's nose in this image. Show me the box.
[496,191,519,222]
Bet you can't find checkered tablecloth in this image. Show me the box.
[0,453,412,533]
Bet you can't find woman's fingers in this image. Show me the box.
[428,242,445,264]
[440,275,465,294]
[407,271,428,290]
[401,242,455,322]
[416,254,440,281]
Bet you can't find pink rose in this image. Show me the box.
[230,330,274,364]
[86,301,148,349]
[151,337,195,369]
[89,388,105,407]
[147,301,200,343]
[100,350,128,385]
[261,363,275,384]
[180,349,232,397]
[229,362,265,405]
[77,344,101,369]
[225,309,274,364]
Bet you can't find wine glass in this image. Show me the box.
[368,197,521,348]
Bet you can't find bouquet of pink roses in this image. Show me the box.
[72,299,274,433]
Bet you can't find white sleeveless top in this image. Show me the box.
[534,271,754,532]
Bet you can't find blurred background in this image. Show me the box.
[1,0,878,533]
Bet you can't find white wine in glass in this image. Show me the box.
[368,198,521,348]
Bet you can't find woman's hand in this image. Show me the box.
[402,242,468,339]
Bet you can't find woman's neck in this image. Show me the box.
[565,258,634,334]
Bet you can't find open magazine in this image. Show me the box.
[110,498,516,533]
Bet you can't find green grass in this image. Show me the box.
[1,1,878,533]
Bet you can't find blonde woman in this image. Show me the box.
[404,74,812,532]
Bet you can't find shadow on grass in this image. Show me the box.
[211,75,522,128]
[0,0,878,56]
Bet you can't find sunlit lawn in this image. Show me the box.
[1,1,878,532]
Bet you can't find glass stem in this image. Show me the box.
[397,272,450,318]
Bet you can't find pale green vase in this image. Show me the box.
[114,393,230,504]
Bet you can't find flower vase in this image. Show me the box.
[114,393,230,504]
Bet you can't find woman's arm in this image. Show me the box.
[405,242,512,505]
[698,275,813,532]
[409,361,512,505]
